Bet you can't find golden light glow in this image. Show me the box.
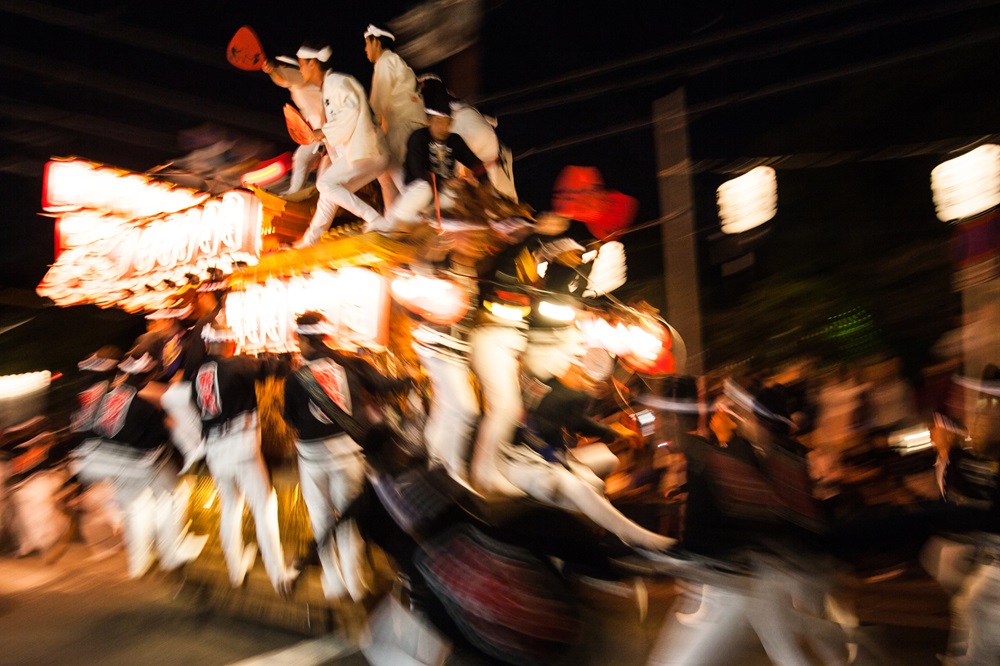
[0,371,50,400]
[484,301,530,321]
[390,274,470,325]
[538,300,576,322]
[240,154,291,187]
[717,166,777,234]
[38,186,263,313]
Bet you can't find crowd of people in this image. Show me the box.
[3,23,1000,666]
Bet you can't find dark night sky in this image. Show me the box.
[2,0,999,310]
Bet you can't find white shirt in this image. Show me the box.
[273,65,324,129]
[321,71,387,164]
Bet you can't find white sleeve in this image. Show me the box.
[369,58,392,126]
[321,77,361,147]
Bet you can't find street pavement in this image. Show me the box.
[0,541,952,666]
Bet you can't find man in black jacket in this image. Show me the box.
[192,321,297,594]
[283,311,411,601]
[74,352,206,578]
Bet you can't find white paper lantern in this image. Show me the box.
[717,166,778,234]
[931,144,1000,223]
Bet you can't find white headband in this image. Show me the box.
[295,323,334,336]
[425,107,451,118]
[296,45,332,62]
[78,354,120,373]
[364,25,395,41]
[202,324,239,343]
[118,353,157,375]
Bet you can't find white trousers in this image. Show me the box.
[297,154,390,247]
[414,344,479,483]
[647,558,849,666]
[296,434,370,601]
[500,444,672,551]
[160,381,205,472]
[71,441,202,576]
[205,423,291,590]
[469,325,527,495]
[287,142,323,195]
[115,472,202,578]
[948,559,1000,665]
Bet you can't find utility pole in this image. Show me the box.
[654,88,704,375]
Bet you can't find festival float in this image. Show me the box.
[27,27,697,655]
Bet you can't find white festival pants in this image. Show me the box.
[413,344,479,483]
[160,381,205,471]
[114,460,200,578]
[500,445,672,551]
[378,179,463,232]
[205,422,289,589]
[296,434,369,601]
[646,559,849,666]
[469,325,527,495]
[949,560,1000,664]
[297,153,390,247]
[287,142,323,194]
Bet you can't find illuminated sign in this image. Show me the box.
[43,159,209,218]
[225,267,389,353]
[37,159,263,313]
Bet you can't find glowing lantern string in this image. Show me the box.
[43,159,209,218]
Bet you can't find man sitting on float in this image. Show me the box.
[369,85,493,235]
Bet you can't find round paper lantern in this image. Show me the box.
[931,144,1000,222]
[717,166,777,234]
[391,275,471,326]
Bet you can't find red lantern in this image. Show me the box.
[552,166,637,240]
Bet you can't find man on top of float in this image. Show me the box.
[293,42,391,247]
[363,24,427,209]
[370,86,492,234]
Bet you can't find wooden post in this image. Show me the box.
[654,88,704,375]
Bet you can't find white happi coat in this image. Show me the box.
[369,51,427,165]
[320,71,388,165]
